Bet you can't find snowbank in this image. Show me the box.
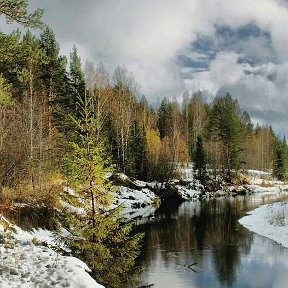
[112,186,159,219]
[0,222,104,288]
[239,201,288,248]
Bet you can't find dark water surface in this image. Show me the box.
[133,195,288,288]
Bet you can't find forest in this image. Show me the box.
[0,25,287,195]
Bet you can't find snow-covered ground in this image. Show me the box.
[112,185,159,220]
[238,170,288,249]
[0,219,104,288]
[239,201,288,248]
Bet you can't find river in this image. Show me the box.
[133,194,288,288]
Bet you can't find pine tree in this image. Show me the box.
[157,97,172,139]
[208,93,243,182]
[61,92,143,288]
[0,31,22,92]
[273,137,288,181]
[193,136,206,183]
[69,45,86,118]
[0,75,12,105]
[0,0,43,28]
[40,27,69,134]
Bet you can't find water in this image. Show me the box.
[133,195,288,288]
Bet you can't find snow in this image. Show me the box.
[109,169,288,221]
[0,221,104,288]
[116,173,129,181]
[179,165,194,181]
[112,186,159,219]
[238,170,288,249]
[133,180,147,188]
[175,185,201,200]
[63,186,77,197]
[60,199,86,215]
[247,169,272,177]
[239,201,288,248]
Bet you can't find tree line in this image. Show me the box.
[0,27,287,192]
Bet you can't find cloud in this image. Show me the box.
[185,51,246,93]
[217,61,288,136]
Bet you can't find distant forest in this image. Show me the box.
[0,26,287,195]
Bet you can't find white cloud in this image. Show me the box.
[185,52,245,93]
[196,0,288,57]
[216,61,288,135]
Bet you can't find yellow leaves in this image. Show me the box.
[17,68,30,83]
[146,128,189,164]
[0,75,12,106]
[178,136,189,164]
[145,128,187,180]
[146,128,161,160]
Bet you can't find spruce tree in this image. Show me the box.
[127,120,148,180]
[273,137,288,181]
[157,97,172,138]
[40,27,70,134]
[193,136,206,183]
[61,91,143,288]
[208,93,243,182]
[0,0,43,28]
[69,45,86,118]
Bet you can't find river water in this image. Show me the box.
[133,195,288,288]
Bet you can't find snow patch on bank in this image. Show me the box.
[239,201,288,248]
[0,223,104,288]
[176,185,200,200]
[112,186,159,219]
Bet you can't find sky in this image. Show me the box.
[2,0,288,136]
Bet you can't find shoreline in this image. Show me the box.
[239,200,288,249]
[1,169,288,287]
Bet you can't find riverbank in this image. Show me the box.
[0,217,104,288]
[239,200,288,248]
[1,168,288,287]
[114,169,288,220]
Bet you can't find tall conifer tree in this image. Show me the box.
[61,91,143,288]
[193,136,207,183]
[209,93,243,182]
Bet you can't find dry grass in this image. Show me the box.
[232,172,251,185]
[0,173,64,230]
[0,173,63,209]
[259,180,274,187]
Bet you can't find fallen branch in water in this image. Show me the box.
[184,262,198,272]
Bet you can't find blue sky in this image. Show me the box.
[2,0,288,136]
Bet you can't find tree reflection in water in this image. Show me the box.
[133,197,258,288]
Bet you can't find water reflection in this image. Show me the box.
[134,196,288,288]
